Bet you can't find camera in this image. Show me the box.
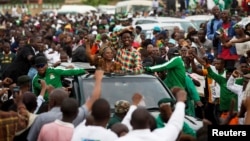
[13,86,20,93]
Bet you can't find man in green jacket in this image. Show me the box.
[145,49,202,117]
[32,56,86,101]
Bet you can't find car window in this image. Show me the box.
[82,77,172,109]
[135,20,158,25]
[162,21,197,32]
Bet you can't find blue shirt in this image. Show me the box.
[206,18,222,40]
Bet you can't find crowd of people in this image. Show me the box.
[1,2,250,141]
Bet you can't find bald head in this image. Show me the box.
[131,107,150,129]
[23,92,38,113]
[49,88,68,108]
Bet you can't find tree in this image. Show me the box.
[81,0,109,6]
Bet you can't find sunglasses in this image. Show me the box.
[35,64,46,68]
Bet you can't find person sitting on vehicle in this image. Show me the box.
[86,38,121,73]
[32,56,86,101]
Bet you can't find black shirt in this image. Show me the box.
[2,45,35,83]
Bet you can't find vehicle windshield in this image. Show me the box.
[130,5,151,13]
[82,77,172,109]
[162,21,197,32]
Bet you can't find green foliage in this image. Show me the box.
[81,0,109,6]
[10,0,65,4]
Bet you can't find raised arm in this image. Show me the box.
[147,56,182,72]
[153,89,186,141]
[226,70,242,95]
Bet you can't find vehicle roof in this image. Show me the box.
[238,17,250,27]
[81,73,157,79]
[185,15,214,20]
[133,16,192,22]
[58,5,97,13]
[116,0,152,6]
[136,23,182,30]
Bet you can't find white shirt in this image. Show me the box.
[226,75,243,112]
[210,65,226,100]
[71,124,118,141]
[116,102,185,141]
[152,0,159,8]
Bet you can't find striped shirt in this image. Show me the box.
[116,47,143,74]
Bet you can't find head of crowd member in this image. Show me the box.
[48,88,68,110]
[220,10,230,22]
[197,28,206,43]
[157,98,175,123]
[91,98,111,127]
[202,54,214,65]
[130,107,151,130]
[119,27,134,49]
[135,26,142,35]
[140,32,146,43]
[199,22,207,31]
[34,56,48,76]
[146,44,154,55]
[212,6,220,19]
[167,47,180,60]
[173,26,180,33]
[153,26,161,36]
[213,58,225,71]
[152,46,160,56]
[167,39,176,48]
[114,100,130,119]
[22,91,38,113]
[98,46,115,62]
[2,41,11,54]
[17,75,31,93]
[110,123,129,137]
[233,24,245,36]
[159,47,167,57]
[60,98,79,123]
[59,51,69,63]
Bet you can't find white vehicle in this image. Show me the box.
[136,23,183,39]
[132,17,197,33]
[97,5,115,15]
[57,5,97,14]
[237,16,250,28]
[185,15,214,29]
[115,0,152,15]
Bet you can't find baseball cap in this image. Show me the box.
[35,56,47,65]
[158,98,175,107]
[168,47,180,56]
[153,26,161,32]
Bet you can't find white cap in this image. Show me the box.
[92,31,98,35]
[92,25,97,30]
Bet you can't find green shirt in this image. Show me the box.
[32,67,85,101]
[149,56,186,89]
[235,78,243,85]
[155,114,196,137]
[107,114,122,129]
[207,67,238,111]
